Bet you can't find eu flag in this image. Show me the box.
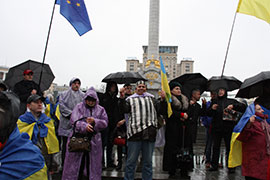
[56,0,92,36]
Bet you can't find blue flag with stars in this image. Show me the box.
[56,0,92,36]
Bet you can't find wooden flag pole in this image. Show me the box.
[38,0,57,89]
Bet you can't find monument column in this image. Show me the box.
[147,0,160,60]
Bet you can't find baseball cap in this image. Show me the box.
[27,94,42,104]
[23,69,33,75]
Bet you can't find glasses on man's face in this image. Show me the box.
[27,73,33,76]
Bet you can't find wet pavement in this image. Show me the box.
[101,146,244,180]
[53,127,245,179]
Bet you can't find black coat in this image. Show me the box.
[13,80,41,103]
[162,94,192,172]
[207,95,246,132]
[99,92,121,129]
[187,102,206,143]
[98,82,121,129]
[13,80,42,115]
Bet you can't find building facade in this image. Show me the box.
[126,46,194,82]
[0,66,9,80]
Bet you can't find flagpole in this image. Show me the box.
[221,11,238,77]
[38,0,57,90]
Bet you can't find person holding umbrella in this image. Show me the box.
[99,81,121,169]
[207,87,246,172]
[13,69,42,115]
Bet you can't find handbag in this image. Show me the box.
[68,117,93,152]
[112,125,126,146]
[113,136,126,146]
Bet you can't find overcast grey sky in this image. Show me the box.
[1,0,270,88]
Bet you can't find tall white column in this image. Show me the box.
[147,0,160,60]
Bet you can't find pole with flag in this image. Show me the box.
[160,56,173,118]
[228,0,270,171]
[221,0,270,76]
[38,0,92,88]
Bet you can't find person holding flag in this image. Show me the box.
[160,57,190,179]
[229,97,270,179]
[236,103,270,180]
[162,81,190,179]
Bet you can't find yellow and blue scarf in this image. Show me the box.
[17,112,59,154]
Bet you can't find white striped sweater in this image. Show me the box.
[126,96,158,138]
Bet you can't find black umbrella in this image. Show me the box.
[236,71,270,98]
[207,75,242,92]
[4,59,55,92]
[170,73,207,98]
[102,71,147,84]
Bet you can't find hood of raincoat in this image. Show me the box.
[69,77,81,87]
[83,87,99,106]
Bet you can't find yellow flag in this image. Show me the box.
[237,0,270,23]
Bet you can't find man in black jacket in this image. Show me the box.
[99,81,121,169]
[207,88,246,172]
[13,69,42,115]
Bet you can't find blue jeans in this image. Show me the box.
[124,140,155,180]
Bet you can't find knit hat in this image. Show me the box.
[169,81,182,90]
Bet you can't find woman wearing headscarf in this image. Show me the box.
[237,103,270,180]
[162,81,190,179]
[62,87,108,180]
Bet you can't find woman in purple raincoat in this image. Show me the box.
[62,87,108,180]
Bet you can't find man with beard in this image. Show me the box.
[119,80,165,180]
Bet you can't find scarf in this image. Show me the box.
[19,112,50,145]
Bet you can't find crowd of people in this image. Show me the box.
[0,69,270,180]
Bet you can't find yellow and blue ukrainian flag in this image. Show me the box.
[0,127,48,180]
[228,103,270,168]
[56,0,92,36]
[160,56,173,117]
[17,112,59,154]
